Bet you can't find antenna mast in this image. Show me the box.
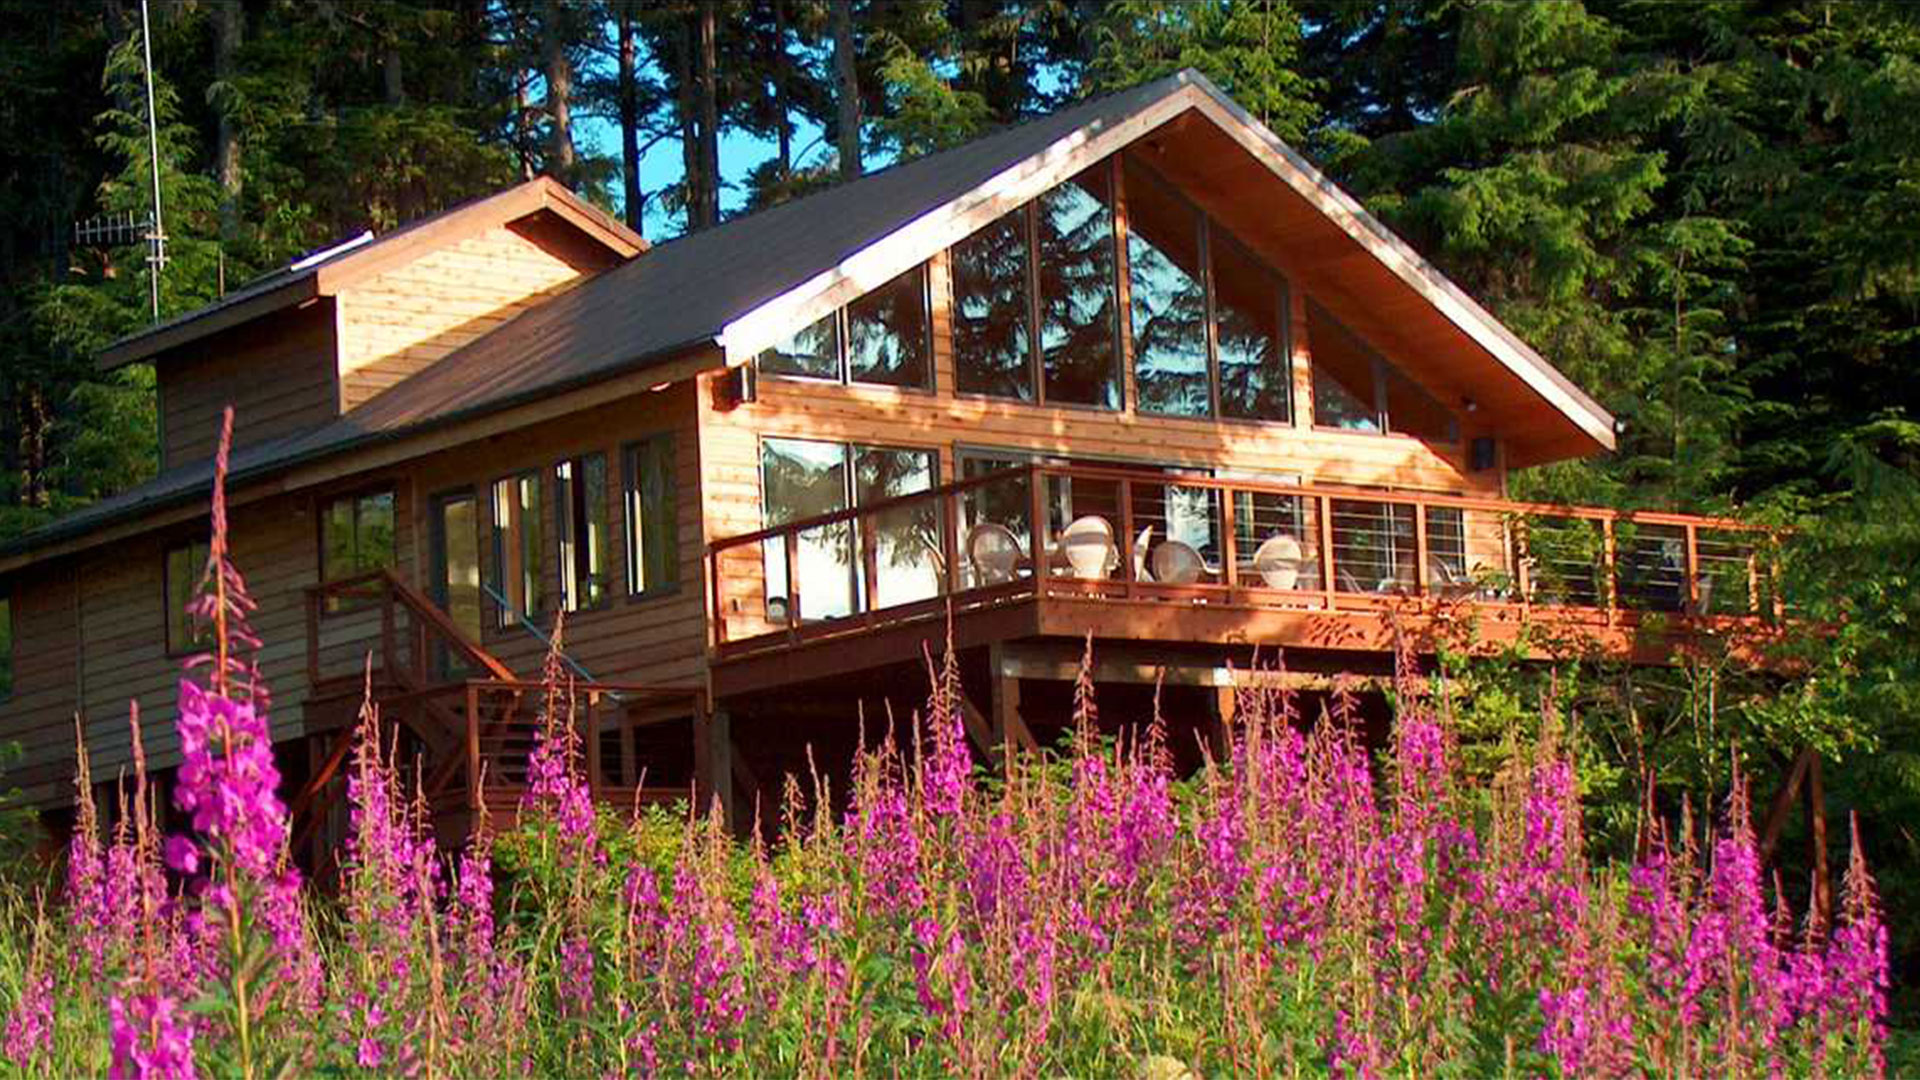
[139,0,165,321]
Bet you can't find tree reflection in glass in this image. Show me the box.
[952,209,1034,400]
[1214,236,1291,422]
[847,266,932,388]
[756,312,841,379]
[855,446,941,609]
[760,438,854,620]
[1036,165,1120,408]
[1125,158,1210,417]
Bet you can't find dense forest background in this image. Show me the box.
[2,0,1918,1012]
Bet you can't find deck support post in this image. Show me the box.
[696,706,735,831]
[1210,684,1236,762]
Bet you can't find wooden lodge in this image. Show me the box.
[0,72,1783,847]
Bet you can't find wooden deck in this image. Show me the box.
[705,464,1788,697]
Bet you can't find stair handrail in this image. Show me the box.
[479,581,612,694]
[306,569,515,684]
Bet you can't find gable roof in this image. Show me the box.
[6,70,1615,569]
[96,176,645,370]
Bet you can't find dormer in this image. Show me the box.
[97,177,643,470]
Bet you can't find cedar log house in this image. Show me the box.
[0,72,1782,850]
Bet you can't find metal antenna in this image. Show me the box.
[139,0,166,321]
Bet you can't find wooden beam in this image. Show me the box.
[1758,747,1814,863]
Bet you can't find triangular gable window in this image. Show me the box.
[1307,301,1458,443]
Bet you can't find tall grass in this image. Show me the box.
[0,413,1892,1078]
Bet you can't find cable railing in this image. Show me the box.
[706,463,1782,654]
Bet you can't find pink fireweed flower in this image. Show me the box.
[963,809,1028,924]
[169,679,288,878]
[559,934,597,1016]
[922,699,971,819]
[852,778,925,915]
[3,967,51,1068]
[911,916,971,1047]
[108,992,197,1080]
[1823,816,1889,1073]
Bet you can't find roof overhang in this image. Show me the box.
[97,176,645,370]
[715,72,1615,467]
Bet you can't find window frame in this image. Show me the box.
[317,486,398,615]
[755,265,937,393]
[489,470,548,630]
[623,433,681,602]
[554,452,613,614]
[163,537,212,657]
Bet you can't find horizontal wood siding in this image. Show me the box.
[0,571,79,802]
[160,302,339,469]
[336,226,588,412]
[700,248,1505,638]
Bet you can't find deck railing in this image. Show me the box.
[706,464,1782,654]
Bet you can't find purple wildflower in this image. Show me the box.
[108,993,197,1080]
[3,968,51,1068]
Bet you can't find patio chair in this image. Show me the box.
[966,522,1022,585]
[1150,539,1206,585]
[1251,534,1303,589]
[1061,515,1118,580]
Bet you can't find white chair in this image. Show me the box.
[1150,539,1205,585]
[1061,515,1117,580]
[966,522,1022,585]
[1251,534,1303,589]
[1132,525,1154,582]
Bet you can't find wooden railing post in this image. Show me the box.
[859,515,879,613]
[466,682,482,814]
[1220,486,1238,590]
[1119,477,1137,593]
[1746,550,1761,616]
[1514,518,1533,609]
[1028,466,1049,589]
[709,550,725,648]
[584,691,603,800]
[941,489,961,597]
[783,531,802,640]
[1318,494,1337,608]
[1602,518,1619,624]
[1684,522,1701,612]
[1413,503,1431,598]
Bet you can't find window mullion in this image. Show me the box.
[1025,203,1044,404]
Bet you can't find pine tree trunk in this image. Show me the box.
[382,47,404,105]
[696,0,720,228]
[676,15,701,233]
[773,0,791,177]
[213,0,243,244]
[618,4,643,237]
[541,0,577,180]
[832,0,861,180]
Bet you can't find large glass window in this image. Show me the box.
[760,438,938,621]
[165,539,211,655]
[490,473,546,627]
[755,312,839,380]
[847,267,932,388]
[556,454,611,612]
[756,267,932,390]
[1213,236,1290,422]
[1036,165,1121,408]
[1308,302,1458,441]
[1125,158,1210,417]
[320,489,396,582]
[951,209,1034,400]
[625,434,679,596]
